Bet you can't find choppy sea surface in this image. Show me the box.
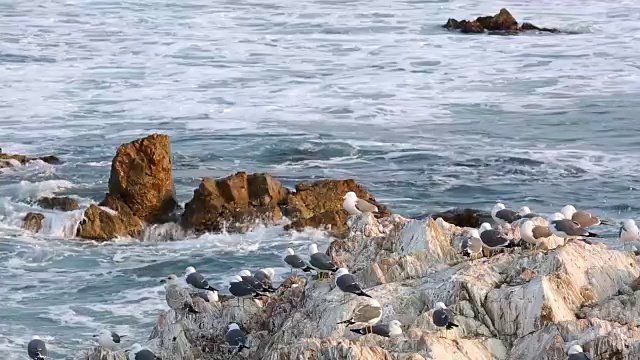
[1,0,640,357]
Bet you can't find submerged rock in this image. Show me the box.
[443,8,559,34]
[37,196,80,211]
[23,212,45,232]
[76,204,142,241]
[181,172,289,233]
[87,211,640,359]
[0,151,61,169]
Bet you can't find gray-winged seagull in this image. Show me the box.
[309,243,338,279]
[253,268,277,292]
[185,266,219,292]
[567,344,591,360]
[342,191,378,215]
[478,223,514,250]
[94,329,126,350]
[520,219,552,251]
[491,203,521,225]
[548,213,598,241]
[335,268,372,300]
[225,323,250,353]
[350,320,403,338]
[518,206,541,219]
[229,275,266,307]
[461,229,483,259]
[561,205,606,227]
[126,343,160,360]
[432,302,459,337]
[619,219,640,250]
[337,298,382,332]
[238,270,274,293]
[283,248,313,276]
[27,336,47,360]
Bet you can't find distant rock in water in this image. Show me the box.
[23,212,45,232]
[0,150,62,169]
[443,8,559,34]
[37,196,80,211]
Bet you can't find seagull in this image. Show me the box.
[283,247,313,276]
[561,205,606,228]
[520,219,552,251]
[432,302,458,338]
[567,344,591,360]
[238,270,275,293]
[225,323,250,353]
[126,343,161,360]
[491,203,521,225]
[309,243,338,279]
[94,329,126,350]
[27,336,47,360]
[461,229,483,259]
[478,223,514,251]
[518,206,541,219]
[164,274,199,316]
[184,266,219,292]
[619,219,640,250]
[253,268,277,291]
[335,268,372,300]
[194,290,219,303]
[336,298,382,332]
[349,320,403,338]
[342,191,379,216]
[548,213,598,242]
[229,275,266,307]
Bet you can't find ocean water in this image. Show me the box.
[1,0,640,357]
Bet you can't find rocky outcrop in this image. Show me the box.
[84,212,640,359]
[284,179,390,237]
[443,8,559,34]
[0,150,61,169]
[427,208,492,228]
[102,133,177,224]
[23,212,44,232]
[37,196,80,211]
[76,204,142,241]
[181,172,289,233]
[77,134,177,240]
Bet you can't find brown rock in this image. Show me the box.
[476,8,518,31]
[77,204,143,241]
[429,208,492,228]
[37,196,80,211]
[444,8,557,34]
[520,22,559,33]
[0,152,61,167]
[181,172,289,233]
[23,212,44,232]
[103,133,177,224]
[460,20,485,33]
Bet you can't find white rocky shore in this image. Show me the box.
[84,213,640,360]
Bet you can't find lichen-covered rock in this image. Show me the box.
[76,204,142,241]
[181,172,289,233]
[23,212,45,232]
[103,133,177,224]
[37,196,80,211]
[284,179,390,237]
[443,8,559,34]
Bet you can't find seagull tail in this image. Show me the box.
[504,242,516,248]
[206,286,219,292]
[349,328,367,336]
[185,304,199,314]
[337,318,356,326]
[585,231,599,238]
[302,266,313,273]
[600,219,611,225]
[461,249,471,257]
[329,267,339,272]
[238,344,250,352]
[253,292,268,298]
[446,322,459,330]
[356,290,373,298]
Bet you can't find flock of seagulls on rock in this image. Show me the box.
[25,193,619,359]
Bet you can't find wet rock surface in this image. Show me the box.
[37,196,80,211]
[23,212,45,232]
[443,8,559,34]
